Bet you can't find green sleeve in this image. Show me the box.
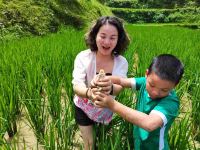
[135,77,146,90]
[153,92,180,124]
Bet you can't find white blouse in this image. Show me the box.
[72,49,128,87]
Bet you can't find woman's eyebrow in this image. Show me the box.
[111,35,118,37]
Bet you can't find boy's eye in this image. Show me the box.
[161,89,169,93]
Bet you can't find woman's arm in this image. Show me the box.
[94,76,133,96]
[73,85,88,98]
[73,85,94,100]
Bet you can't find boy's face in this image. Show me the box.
[146,70,176,100]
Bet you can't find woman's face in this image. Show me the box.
[96,23,118,56]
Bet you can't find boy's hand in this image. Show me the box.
[94,92,114,108]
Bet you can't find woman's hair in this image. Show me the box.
[148,54,184,84]
[85,16,130,56]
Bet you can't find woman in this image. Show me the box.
[72,16,130,150]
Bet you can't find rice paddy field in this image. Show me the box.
[0,25,200,149]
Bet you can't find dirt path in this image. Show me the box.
[4,112,44,150]
[3,86,84,150]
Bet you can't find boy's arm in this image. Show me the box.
[95,76,133,96]
[109,76,133,88]
[111,100,163,131]
[95,93,163,132]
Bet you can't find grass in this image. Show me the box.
[0,25,200,149]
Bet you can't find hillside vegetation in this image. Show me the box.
[105,0,200,26]
[0,0,200,40]
[0,0,112,38]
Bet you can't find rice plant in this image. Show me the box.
[0,25,199,149]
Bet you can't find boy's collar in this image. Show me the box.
[147,91,172,99]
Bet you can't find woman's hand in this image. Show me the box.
[96,76,113,95]
[90,75,113,95]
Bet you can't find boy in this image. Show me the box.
[93,54,184,150]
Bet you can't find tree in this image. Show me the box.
[163,0,176,8]
[195,0,200,6]
[176,0,187,7]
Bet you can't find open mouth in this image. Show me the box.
[102,46,110,50]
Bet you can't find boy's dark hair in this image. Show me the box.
[148,54,184,84]
[85,16,130,56]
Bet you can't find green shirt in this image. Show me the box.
[132,77,179,150]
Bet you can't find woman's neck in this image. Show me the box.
[96,51,114,73]
[96,51,113,61]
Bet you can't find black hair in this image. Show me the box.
[85,16,130,56]
[148,54,184,84]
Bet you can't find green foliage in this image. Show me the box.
[0,0,112,38]
[167,12,184,22]
[0,1,57,35]
[107,0,199,8]
[106,0,139,8]
[112,7,200,24]
[0,25,200,149]
[169,114,193,149]
[97,0,107,4]
[196,0,200,6]
[49,1,85,29]
[0,27,85,149]
[112,8,173,23]
[189,71,200,142]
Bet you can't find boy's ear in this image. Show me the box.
[145,69,149,77]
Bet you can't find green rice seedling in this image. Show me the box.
[0,142,13,150]
[19,55,48,143]
[42,104,77,149]
[178,68,200,145]
[45,74,62,121]
[0,63,20,138]
[190,71,200,142]
[1,25,199,149]
[61,107,77,149]
[0,114,7,145]
[0,45,23,147]
[0,95,6,129]
[126,25,200,64]
[92,89,134,150]
[43,123,56,150]
[0,42,20,146]
[168,77,194,149]
[19,27,85,149]
[94,120,133,150]
[169,113,193,150]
